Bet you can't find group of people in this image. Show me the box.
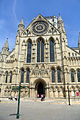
[8,96,17,101]
[37,94,45,101]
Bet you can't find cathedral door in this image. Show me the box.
[37,82,45,98]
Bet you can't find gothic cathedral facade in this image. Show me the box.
[0,14,80,99]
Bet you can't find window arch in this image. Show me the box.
[37,38,44,62]
[71,70,75,82]
[21,69,24,83]
[5,72,8,83]
[50,38,55,62]
[77,69,80,82]
[10,71,12,83]
[52,68,55,83]
[57,68,61,83]
[26,68,30,83]
[27,40,32,63]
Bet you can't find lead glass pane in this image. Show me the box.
[77,70,80,82]
[57,69,61,83]
[37,41,40,62]
[21,70,24,83]
[50,40,54,62]
[52,69,55,83]
[27,41,32,63]
[10,72,12,83]
[71,71,74,82]
[26,69,29,83]
[5,72,8,83]
[41,40,44,62]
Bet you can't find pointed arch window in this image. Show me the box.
[5,72,8,83]
[57,68,61,83]
[10,71,12,83]
[26,68,30,83]
[71,70,75,82]
[21,69,24,83]
[52,68,55,83]
[77,69,80,82]
[50,39,55,62]
[27,40,32,63]
[37,38,44,62]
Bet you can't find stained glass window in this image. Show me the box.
[5,72,8,83]
[57,69,61,83]
[50,39,54,62]
[21,69,24,83]
[27,40,32,63]
[37,40,40,62]
[10,71,12,83]
[26,68,30,83]
[71,71,74,82]
[52,69,55,83]
[37,38,44,62]
[41,40,44,62]
[77,70,80,82]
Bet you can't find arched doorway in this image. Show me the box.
[37,82,45,98]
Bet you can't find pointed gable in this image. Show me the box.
[24,14,59,36]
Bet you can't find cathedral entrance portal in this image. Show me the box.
[35,79,46,98]
[37,82,45,98]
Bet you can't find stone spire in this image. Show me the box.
[3,38,9,49]
[78,32,80,53]
[18,18,25,31]
[1,38,9,55]
[58,13,63,22]
[20,18,24,24]
[57,13,65,33]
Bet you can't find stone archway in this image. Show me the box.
[37,82,45,97]
[34,79,46,98]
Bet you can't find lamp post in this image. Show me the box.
[67,83,70,105]
[16,82,21,119]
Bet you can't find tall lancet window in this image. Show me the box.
[77,69,80,82]
[71,70,75,82]
[52,68,55,83]
[27,40,32,63]
[57,68,61,83]
[50,39,54,62]
[10,71,12,83]
[26,68,30,83]
[21,69,24,83]
[5,72,8,83]
[37,38,44,62]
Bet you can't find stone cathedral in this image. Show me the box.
[0,14,80,99]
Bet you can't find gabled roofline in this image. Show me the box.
[66,45,80,55]
[24,14,60,34]
[8,48,15,55]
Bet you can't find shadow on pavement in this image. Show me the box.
[9,113,17,116]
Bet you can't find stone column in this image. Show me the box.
[31,87,35,98]
[8,73,10,83]
[45,84,49,98]
[2,74,5,83]
[0,74,2,83]
[13,72,17,84]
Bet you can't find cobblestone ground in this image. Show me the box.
[0,101,80,120]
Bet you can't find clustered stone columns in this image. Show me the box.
[45,83,50,98]
[29,83,35,98]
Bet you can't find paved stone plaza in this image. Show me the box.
[0,101,80,120]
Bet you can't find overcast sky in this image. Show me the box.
[0,0,80,52]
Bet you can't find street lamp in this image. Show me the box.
[16,82,21,119]
[67,83,70,105]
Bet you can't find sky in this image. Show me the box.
[0,0,80,52]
